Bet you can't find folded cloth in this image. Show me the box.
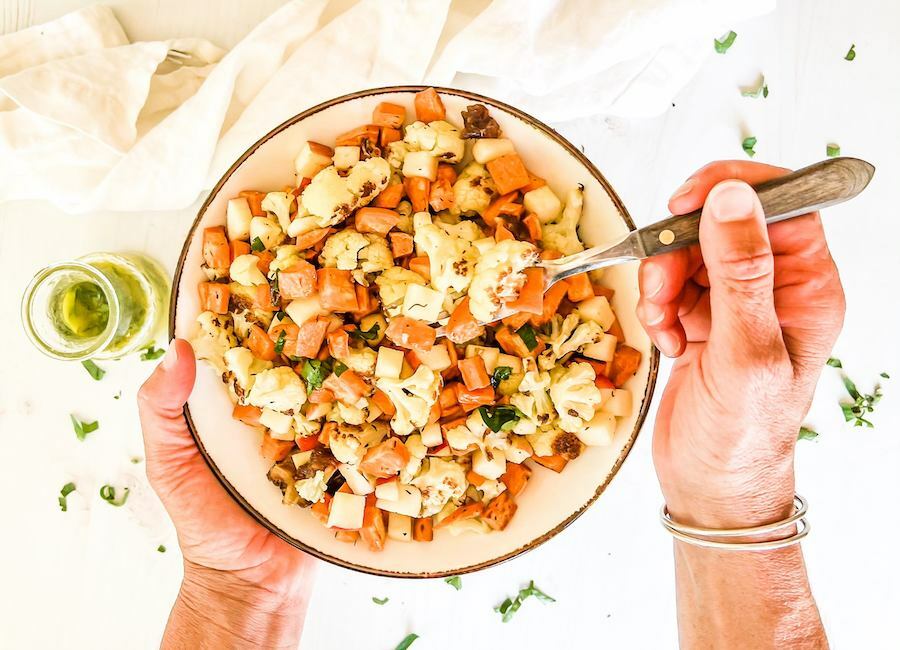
[0,0,773,214]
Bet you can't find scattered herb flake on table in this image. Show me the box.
[58,482,76,511]
[742,136,757,158]
[371,596,389,605]
[798,426,819,441]
[881,372,891,379]
[827,357,842,368]
[394,633,419,650]
[741,77,768,98]
[81,359,105,380]
[113,391,121,400]
[714,30,737,54]
[99,485,130,507]
[444,576,462,590]
[70,414,99,441]
[494,580,556,622]
[827,144,841,157]
[845,44,856,61]
[831,363,887,428]
[157,545,167,553]
[140,345,166,361]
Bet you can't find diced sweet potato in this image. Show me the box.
[486,154,530,195]
[414,87,446,122]
[500,463,532,497]
[278,261,318,300]
[435,502,484,529]
[198,282,230,314]
[481,492,517,531]
[372,102,406,128]
[608,345,642,387]
[413,517,434,541]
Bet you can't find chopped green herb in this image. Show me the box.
[70,415,99,441]
[130,457,142,464]
[81,359,105,381]
[714,30,737,54]
[741,78,769,99]
[478,405,523,433]
[58,482,76,511]
[827,357,843,368]
[99,485,130,507]
[140,345,165,361]
[395,634,419,650]
[251,237,265,252]
[742,136,757,158]
[494,580,555,623]
[274,310,288,321]
[157,545,167,553]
[832,363,885,428]
[274,330,287,355]
[270,270,281,305]
[844,44,856,61]
[798,426,819,441]
[827,144,841,157]
[113,391,121,400]
[301,359,332,391]
[444,576,462,590]
[372,596,389,605]
[352,322,381,341]
[491,366,512,388]
[333,360,349,376]
[881,372,890,379]
[516,324,538,351]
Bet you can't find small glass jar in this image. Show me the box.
[21,252,169,361]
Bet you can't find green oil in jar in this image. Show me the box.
[58,281,110,337]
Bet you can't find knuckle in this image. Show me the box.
[718,249,774,287]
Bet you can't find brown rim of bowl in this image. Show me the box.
[169,85,660,579]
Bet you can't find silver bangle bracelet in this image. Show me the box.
[660,494,810,551]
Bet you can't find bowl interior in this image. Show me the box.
[172,87,657,577]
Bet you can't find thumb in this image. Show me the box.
[699,180,783,362]
[137,338,196,451]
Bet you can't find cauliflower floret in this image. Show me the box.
[403,120,465,163]
[191,311,237,373]
[436,219,484,242]
[329,422,387,464]
[479,479,507,503]
[468,239,540,323]
[295,470,327,504]
[412,212,478,294]
[262,191,295,232]
[541,186,585,256]
[451,162,498,216]
[333,400,367,425]
[268,245,304,276]
[375,266,427,316]
[538,314,604,370]
[399,433,428,484]
[386,141,410,169]
[510,370,555,435]
[338,347,377,375]
[293,411,323,437]
[375,366,441,436]
[223,346,272,403]
[319,229,393,274]
[395,200,414,234]
[548,362,603,433]
[526,425,569,457]
[412,458,468,517]
[301,158,390,227]
[247,367,307,414]
[445,423,482,452]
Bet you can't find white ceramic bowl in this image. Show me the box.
[171,86,658,578]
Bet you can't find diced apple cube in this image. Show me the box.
[576,296,616,331]
[503,436,533,464]
[291,450,313,468]
[338,464,375,495]
[387,512,412,542]
[374,477,400,501]
[402,284,444,323]
[226,198,253,241]
[260,408,294,438]
[327,492,366,529]
[333,145,360,171]
[472,447,506,480]
[581,333,617,363]
[495,353,523,375]
[472,138,516,164]
[523,185,562,223]
[295,141,334,180]
[376,484,422,518]
[577,411,617,446]
[600,388,632,417]
[249,216,283,250]
[375,347,405,379]
[420,422,443,447]
[285,295,326,327]
[402,151,438,181]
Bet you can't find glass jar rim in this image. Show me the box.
[20,260,121,361]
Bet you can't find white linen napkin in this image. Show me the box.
[0,0,774,214]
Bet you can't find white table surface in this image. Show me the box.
[1,1,898,649]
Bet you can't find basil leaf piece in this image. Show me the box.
[741,78,768,99]
[881,372,890,379]
[301,359,332,391]
[99,485,130,507]
[491,366,512,388]
[81,359,105,381]
[333,361,349,377]
[114,391,121,400]
[495,580,555,622]
[827,357,842,368]
[714,30,737,53]
[251,237,265,252]
[444,576,462,590]
[516,324,538,351]
[270,269,281,305]
[826,144,841,157]
[130,457,142,464]
[157,545,167,553]
[742,136,757,158]
[395,633,419,650]
[842,375,860,400]
[70,415,99,441]
[845,44,856,61]
[140,345,165,361]
[352,322,381,341]
[59,482,76,511]
[274,330,287,355]
[798,427,819,441]
[478,405,523,433]
[372,596,389,605]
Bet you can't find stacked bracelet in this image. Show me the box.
[660,495,810,551]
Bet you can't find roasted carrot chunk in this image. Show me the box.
[413,517,434,542]
[231,239,251,258]
[278,261,318,300]
[608,345,642,387]
[385,316,435,352]
[372,101,406,128]
[389,232,414,258]
[371,388,396,417]
[308,388,335,404]
[520,172,546,193]
[324,369,370,404]
[529,280,569,327]
[531,453,568,473]
[317,268,359,312]
[351,284,379,320]
[428,178,455,212]
[486,154,530,195]
[458,356,490,391]
[379,127,402,147]
[252,250,275,275]
[445,296,484,345]
[239,190,266,216]
[261,433,294,462]
[482,491,517,531]
[293,318,329,358]
[232,404,262,427]
[522,213,542,242]
[310,493,332,523]
[295,227,331,250]
[482,192,520,227]
[566,272,593,303]
[251,283,278,311]
[502,311,532,330]
[372,183,405,209]
[269,321,300,357]
[404,176,431,212]
[592,283,615,300]
[360,437,411,478]
[466,470,487,487]
[494,326,532,358]
[414,87,446,122]
[355,207,401,235]
[202,226,230,270]
[435,502,484,529]
[335,124,380,146]
[198,282,230,314]
[436,163,458,185]
[326,328,351,360]
[494,220,515,242]
[248,323,277,361]
[500,463,532,497]
[408,255,431,280]
[359,500,387,551]
[456,385,495,412]
[506,267,544,315]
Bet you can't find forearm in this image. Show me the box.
[163,562,312,650]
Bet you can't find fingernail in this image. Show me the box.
[707,181,757,222]
[656,330,681,357]
[641,262,664,298]
[162,344,178,371]
[643,301,666,327]
[669,177,696,201]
